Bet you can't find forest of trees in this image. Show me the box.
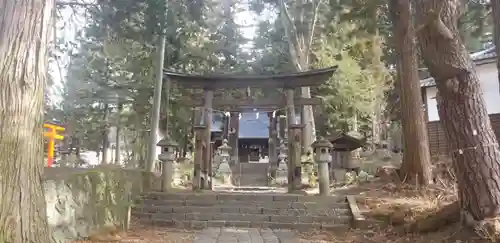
[1,0,500,242]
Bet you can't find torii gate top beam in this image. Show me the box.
[163,66,337,89]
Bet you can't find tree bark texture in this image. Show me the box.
[279,0,319,154]
[301,87,315,153]
[114,102,123,164]
[491,0,500,95]
[268,113,278,173]
[0,0,55,242]
[415,0,500,221]
[101,102,110,164]
[389,0,433,186]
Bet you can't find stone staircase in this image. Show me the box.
[133,192,353,230]
[231,163,269,186]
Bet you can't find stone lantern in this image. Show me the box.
[312,137,333,196]
[157,135,178,192]
[276,140,288,184]
[216,139,232,185]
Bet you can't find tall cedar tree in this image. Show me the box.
[415,0,500,221]
[492,0,500,94]
[389,0,433,186]
[0,0,55,242]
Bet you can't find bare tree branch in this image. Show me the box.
[305,0,324,63]
[279,0,304,61]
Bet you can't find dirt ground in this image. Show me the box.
[300,180,491,243]
[73,223,197,243]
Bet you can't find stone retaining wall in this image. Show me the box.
[44,166,156,242]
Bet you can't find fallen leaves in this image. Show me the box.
[296,180,489,243]
[73,219,196,243]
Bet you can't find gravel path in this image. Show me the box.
[193,227,299,243]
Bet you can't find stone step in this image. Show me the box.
[134,204,351,216]
[138,198,349,209]
[133,211,351,224]
[134,192,353,230]
[134,217,351,231]
[231,163,270,186]
[141,192,347,203]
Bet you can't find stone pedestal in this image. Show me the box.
[216,139,233,185]
[317,162,329,195]
[162,161,173,191]
[312,137,333,196]
[172,162,182,186]
[212,153,221,175]
[302,163,316,187]
[217,161,232,185]
[157,135,178,192]
[333,168,346,182]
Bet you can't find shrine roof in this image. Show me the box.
[327,131,366,151]
[238,112,269,138]
[211,112,269,138]
[163,66,337,89]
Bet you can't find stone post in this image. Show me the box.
[285,89,296,192]
[208,141,215,189]
[193,125,206,190]
[229,112,239,164]
[312,137,333,196]
[268,131,279,179]
[203,89,214,189]
[278,115,287,141]
[268,113,278,180]
[289,124,304,192]
[157,135,178,192]
[276,140,288,185]
[216,139,232,185]
[212,149,221,175]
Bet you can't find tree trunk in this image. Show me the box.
[492,0,500,95]
[371,111,381,148]
[278,0,320,154]
[101,102,110,164]
[114,103,122,164]
[0,0,54,242]
[351,113,360,158]
[389,0,433,186]
[301,87,315,153]
[415,0,500,220]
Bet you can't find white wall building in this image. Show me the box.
[420,46,499,156]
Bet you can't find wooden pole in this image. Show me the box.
[229,112,239,163]
[290,124,304,189]
[193,126,204,190]
[285,89,296,192]
[268,113,278,178]
[192,107,203,190]
[208,141,215,188]
[203,89,214,189]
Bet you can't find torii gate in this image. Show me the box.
[44,123,65,167]
[164,66,337,192]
